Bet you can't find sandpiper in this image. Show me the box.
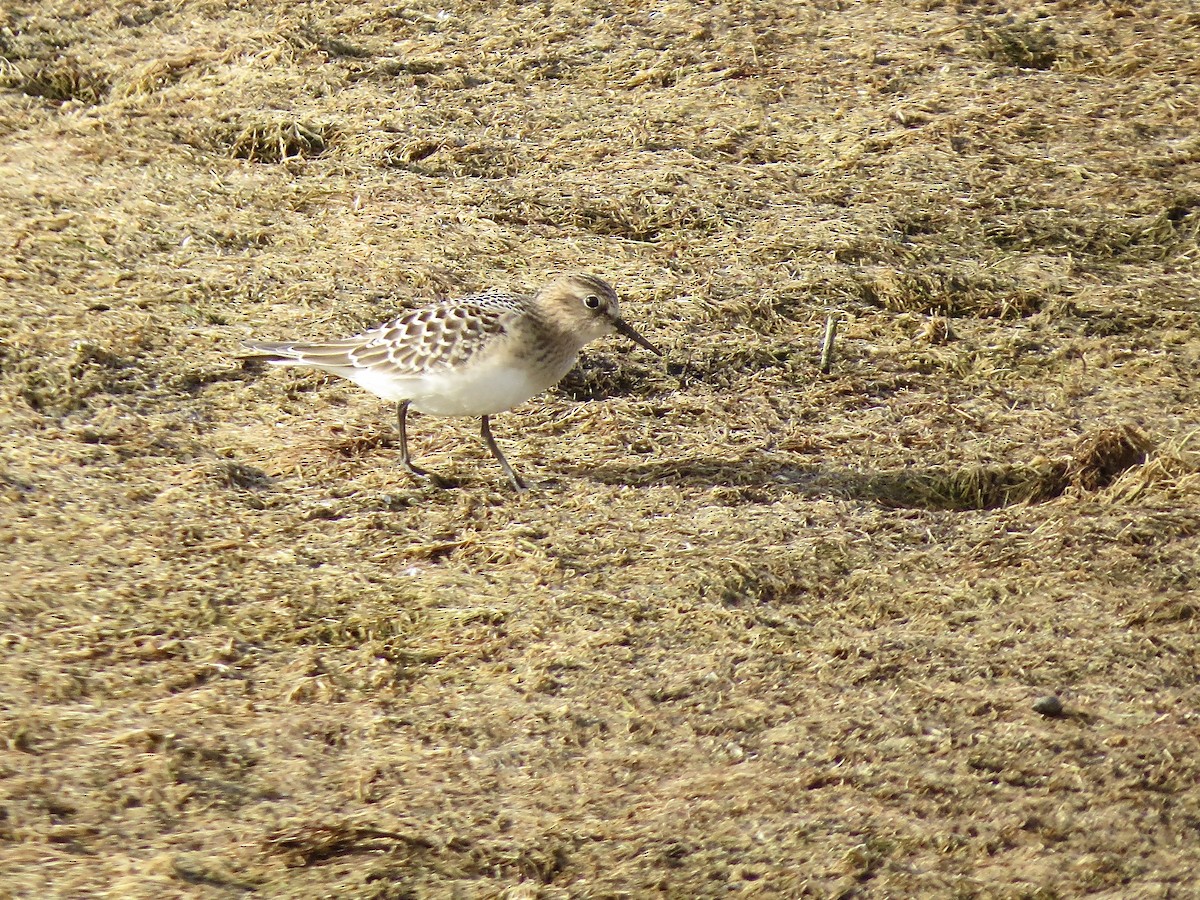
[243,273,660,489]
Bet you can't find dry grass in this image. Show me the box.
[3,0,1200,896]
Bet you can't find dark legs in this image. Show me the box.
[481,415,527,491]
[396,400,443,486]
[396,402,525,490]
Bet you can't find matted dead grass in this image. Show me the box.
[2,0,1200,896]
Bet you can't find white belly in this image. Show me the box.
[343,351,578,416]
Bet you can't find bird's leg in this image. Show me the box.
[396,401,444,487]
[480,415,527,491]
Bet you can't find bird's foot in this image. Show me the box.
[403,462,447,489]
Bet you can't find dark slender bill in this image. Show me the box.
[614,318,662,356]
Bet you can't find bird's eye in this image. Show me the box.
[584,294,602,310]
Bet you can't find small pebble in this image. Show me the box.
[1033,695,1064,717]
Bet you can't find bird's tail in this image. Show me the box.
[239,341,306,363]
[239,340,369,371]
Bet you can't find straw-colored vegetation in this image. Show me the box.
[3,0,1199,896]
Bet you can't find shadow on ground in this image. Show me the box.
[576,422,1151,510]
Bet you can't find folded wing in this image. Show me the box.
[243,292,520,377]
